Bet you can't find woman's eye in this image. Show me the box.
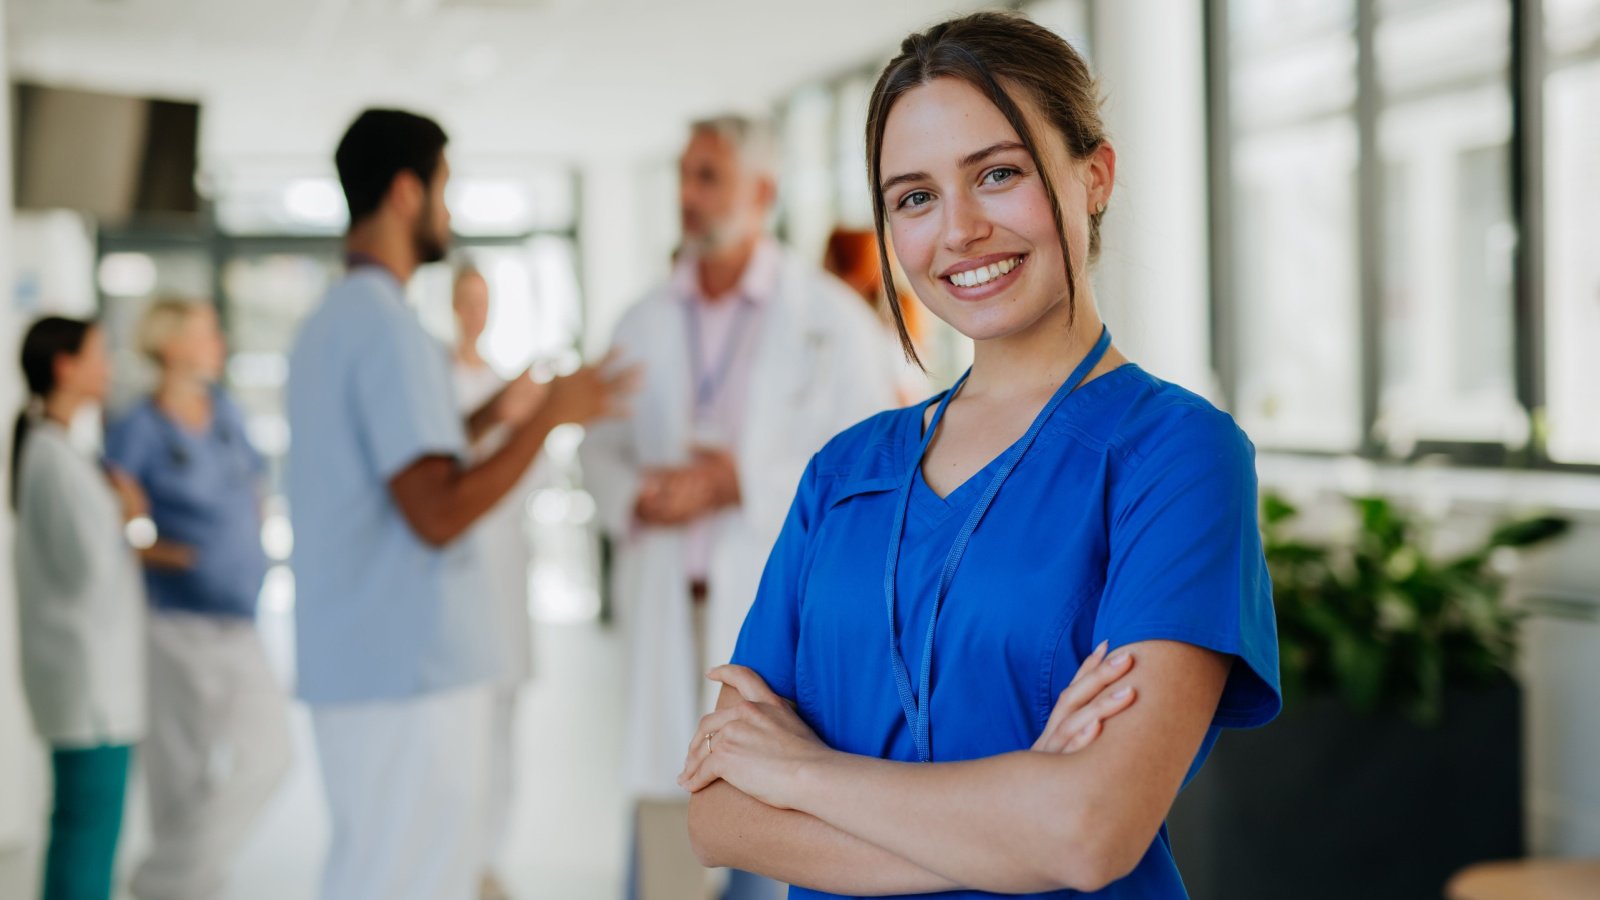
[983,167,1021,186]
[897,190,934,210]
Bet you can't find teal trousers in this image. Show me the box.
[41,744,131,900]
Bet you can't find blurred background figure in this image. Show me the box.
[286,108,629,900]
[821,226,931,406]
[104,298,292,900]
[450,261,540,900]
[12,317,146,900]
[581,115,896,900]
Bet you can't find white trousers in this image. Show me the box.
[131,611,293,900]
[483,683,520,874]
[311,685,492,900]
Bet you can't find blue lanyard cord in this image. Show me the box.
[883,326,1113,763]
[685,298,756,416]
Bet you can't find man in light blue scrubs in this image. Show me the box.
[287,108,632,900]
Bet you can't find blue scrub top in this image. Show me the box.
[105,390,268,619]
[285,268,498,705]
[731,364,1281,900]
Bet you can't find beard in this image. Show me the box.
[414,196,450,264]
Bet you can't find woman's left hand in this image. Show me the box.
[677,664,833,810]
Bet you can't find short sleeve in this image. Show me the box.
[729,455,822,702]
[104,407,156,481]
[350,308,466,481]
[1095,408,1281,729]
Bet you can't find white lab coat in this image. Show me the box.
[14,419,145,747]
[581,247,898,799]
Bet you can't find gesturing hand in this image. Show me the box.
[542,350,641,426]
[677,665,832,810]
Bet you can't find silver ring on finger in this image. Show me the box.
[705,732,716,754]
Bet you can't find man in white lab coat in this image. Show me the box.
[581,116,898,899]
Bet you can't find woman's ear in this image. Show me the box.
[1085,142,1117,213]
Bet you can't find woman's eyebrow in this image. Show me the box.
[879,170,928,195]
[958,140,1026,169]
[879,141,1028,195]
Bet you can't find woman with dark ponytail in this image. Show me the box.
[13,315,147,900]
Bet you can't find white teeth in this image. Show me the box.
[948,256,1021,288]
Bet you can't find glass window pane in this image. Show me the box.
[222,251,340,490]
[833,75,874,230]
[1231,118,1364,449]
[778,85,836,268]
[1544,58,1600,463]
[1546,0,1600,59]
[1374,0,1520,450]
[1224,0,1362,450]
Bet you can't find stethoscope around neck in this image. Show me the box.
[155,393,241,472]
[882,325,1113,764]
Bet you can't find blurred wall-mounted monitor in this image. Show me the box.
[12,83,201,222]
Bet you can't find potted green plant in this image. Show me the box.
[1168,493,1569,900]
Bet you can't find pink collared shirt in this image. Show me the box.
[668,239,781,580]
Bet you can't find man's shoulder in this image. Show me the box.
[772,250,878,329]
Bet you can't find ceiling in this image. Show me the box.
[8,0,997,179]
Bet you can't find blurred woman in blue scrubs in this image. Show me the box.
[680,12,1280,899]
[105,299,291,900]
[13,316,146,900]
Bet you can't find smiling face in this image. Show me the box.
[162,305,226,382]
[878,76,1113,346]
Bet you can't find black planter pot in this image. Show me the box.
[1166,680,1522,900]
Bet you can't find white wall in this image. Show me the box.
[577,159,677,355]
[0,0,37,850]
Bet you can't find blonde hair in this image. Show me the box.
[137,299,206,366]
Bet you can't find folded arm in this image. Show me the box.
[687,639,1227,894]
[681,637,1158,890]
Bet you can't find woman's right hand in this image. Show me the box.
[1032,641,1138,754]
[542,350,641,425]
[142,540,196,571]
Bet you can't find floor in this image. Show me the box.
[0,609,633,900]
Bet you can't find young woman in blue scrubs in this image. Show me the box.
[680,12,1280,898]
[105,300,291,900]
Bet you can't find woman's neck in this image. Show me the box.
[42,392,84,429]
[156,373,213,427]
[962,288,1119,405]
